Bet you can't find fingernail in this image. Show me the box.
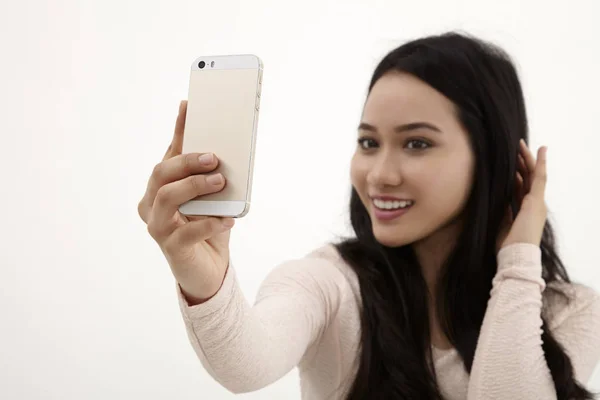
[222,218,235,228]
[199,153,214,165]
[206,173,223,185]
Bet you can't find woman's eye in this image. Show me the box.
[357,138,377,149]
[357,137,432,151]
[406,139,431,150]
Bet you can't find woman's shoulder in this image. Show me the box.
[301,242,361,295]
[543,280,600,330]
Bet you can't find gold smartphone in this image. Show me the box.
[178,54,263,218]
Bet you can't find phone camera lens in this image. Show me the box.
[198,61,206,69]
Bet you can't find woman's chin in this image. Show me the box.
[372,226,414,248]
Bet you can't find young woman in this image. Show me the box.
[138,32,600,399]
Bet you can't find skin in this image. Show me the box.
[350,71,548,349]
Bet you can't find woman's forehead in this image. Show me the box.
[363,72,456,123]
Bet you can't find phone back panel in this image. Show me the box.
[182,55,262,203]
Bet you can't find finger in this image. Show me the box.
[140,101,190,224]
[151,173,226,227]
[517,154,527,174]
[515,170,524,185]
[520,139,536,175]
[150,150,218,198]
[517,154,530,193]
[519,140,536,195]
[530,146,548,198]
[147,209,184,242]
[515,171,527,206]
[139,152,218,222]
[515,170,523,191]
[162,144,173,160]
[163,217,235,254]
[163,100,188,161]
[151,152,219,191]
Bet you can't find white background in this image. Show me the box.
[1,0,599,398]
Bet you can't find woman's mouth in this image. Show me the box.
[372,199,414,221]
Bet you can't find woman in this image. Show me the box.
[137,32,600,399]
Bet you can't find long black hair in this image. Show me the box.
[334,31,596,399]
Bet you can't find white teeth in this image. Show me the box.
[373,199,414,210]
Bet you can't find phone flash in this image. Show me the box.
[211,61,215,68]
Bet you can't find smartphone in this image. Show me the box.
[178,54,263,218]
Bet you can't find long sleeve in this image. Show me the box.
[176,256,346,394]
[467,243,600,400]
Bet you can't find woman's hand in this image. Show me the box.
[497,139,548,252]
[138,101,235,304]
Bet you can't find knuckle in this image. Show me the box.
[146,220,159,240]
[162,235,179,255]
[154,185,172,206]
[190,175,205,194]
[137,200,147,222]
[152,162,165,180]
[182,154,195,176]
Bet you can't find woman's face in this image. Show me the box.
[350,71,476,248]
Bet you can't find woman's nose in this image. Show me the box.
[366,156,403,187]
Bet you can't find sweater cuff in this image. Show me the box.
[495,243,545,291]
[176,262,238,322]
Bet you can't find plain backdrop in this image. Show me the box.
[1,0,599,398]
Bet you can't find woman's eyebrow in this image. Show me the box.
[358,121,442,134]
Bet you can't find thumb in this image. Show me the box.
[163,100,187,161]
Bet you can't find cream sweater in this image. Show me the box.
[176,243,600,399]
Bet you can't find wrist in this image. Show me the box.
[179,263,230,306]
[179,285,217,306]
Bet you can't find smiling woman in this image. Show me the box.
[139,31,600,400]
[351,71,475,250]
[338,32,599,399]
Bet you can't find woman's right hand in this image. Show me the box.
[137,100,235,305]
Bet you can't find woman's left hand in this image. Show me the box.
[497,139,549,252]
